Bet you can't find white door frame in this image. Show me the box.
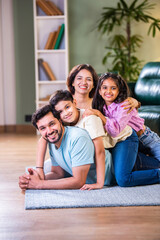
[0,0,16,126]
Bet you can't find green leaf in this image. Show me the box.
[117,2,121,10]
[136,0,155,11]
[120,0,128,10]
[153,25,156,37]
[129,0,139,10]
[102,56,107,65]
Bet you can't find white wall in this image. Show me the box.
[0,0,16,125]
[0,0,5,125]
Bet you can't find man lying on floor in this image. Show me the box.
[19,104,114,190]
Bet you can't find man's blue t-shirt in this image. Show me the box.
[48,126,114,186]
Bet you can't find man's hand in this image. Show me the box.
[26,168,42,189]
[19,168,42,190]
[19,173,31,191]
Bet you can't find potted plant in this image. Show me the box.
[97,0,160,82]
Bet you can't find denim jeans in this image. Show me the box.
[139,126,160,161]
[135,152,160,170]
[111,130,160,187]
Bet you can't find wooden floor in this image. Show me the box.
[0,133,160,240]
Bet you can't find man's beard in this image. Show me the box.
[44,126,63,144]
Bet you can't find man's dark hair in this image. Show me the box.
[31,104,60,129]
[49,90,73,109]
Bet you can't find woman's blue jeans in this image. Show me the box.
[111,130,160,187]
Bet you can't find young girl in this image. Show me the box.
[83,72,160,187]
[92,72,160,161]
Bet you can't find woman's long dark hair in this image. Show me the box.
[92,72,130,113]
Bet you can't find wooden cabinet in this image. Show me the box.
[33,0,69,109]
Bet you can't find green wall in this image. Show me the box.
[13,0,35,125]
[13,0,160,124]
[68,0,118,74]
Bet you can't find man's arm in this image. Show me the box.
[45,165,65,180]
[19,164,91,190]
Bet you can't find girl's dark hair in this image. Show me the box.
[31,104,60,129]
[92,72,130,113]
[66,64,99,98]
[49,90,74,110]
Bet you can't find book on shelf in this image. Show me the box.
[36,0,63,16]
[46,1,63,15]
[44,31,56,49]
[38,59,56,80]
[51,25,61,49]
[44,24,64,50]
[36,0,53,15]
[54,23,65,49]
[50,30,58,49]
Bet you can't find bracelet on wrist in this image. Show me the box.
[36,166,43,169]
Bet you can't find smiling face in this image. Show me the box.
[55,100,79,125]
[72,69,94,96]
[37,112,64,147]
[99,78,119,106]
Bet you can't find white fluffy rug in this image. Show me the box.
[25,184,160,210]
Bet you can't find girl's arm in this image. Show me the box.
[83,97,140,122]
[104,103,135,137]
[36,137,47,180]
[81,137,105,190]
[82,109,107,125]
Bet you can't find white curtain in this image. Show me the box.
[0,0,16,126]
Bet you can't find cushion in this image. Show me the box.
[138,105,160,135]
[135,62,160,105]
